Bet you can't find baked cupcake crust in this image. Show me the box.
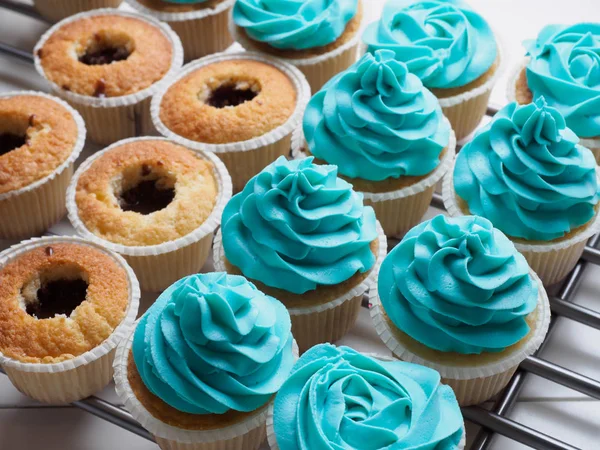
[0,243,129,364]
[0,95,79,195]
[38,14,173,97]
[75,140,218,247]
[159,59,297,144]
[133,0,227,12]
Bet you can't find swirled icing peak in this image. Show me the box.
[362,0,497,89]
[233,0,359,51]
[304,49,450,181]
[378,215,539,354]
[132,273,294,414]
[221,156,378,295]
[524,23,600,138]
[454,98,600,241]
[273,344,464,450]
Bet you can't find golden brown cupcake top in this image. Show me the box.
[159,59,297,144]
[38,14,173,97]
[75,140,218,247]
[133,0,227,12]
[0,243,130,364]
[0,94,79,195]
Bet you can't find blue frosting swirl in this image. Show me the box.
[524,23,600,138]
[273,344,464,450]
[362,0,497,89]
[304,49,449,181]
[454,98,599,242]
[233,0,359,50]
[132,273,295,414]
[378,215,539,355]
[221,156,378,295]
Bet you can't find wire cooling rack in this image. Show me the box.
[1,2,600,449]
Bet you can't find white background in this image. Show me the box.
[0,1,600,449]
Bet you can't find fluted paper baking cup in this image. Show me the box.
[33,0,123,23]
[114,323,299,447]
[0,91,86,239]
[124,0,234,61]
[370,269,550,404]
[265,357,467,450]
[228,5,363,92]
[33,9,184,145]
[0,236,140,404]
[213,222,386,350]
[151,51,310,192]
[66,137,233,292]
[442,167,600,285]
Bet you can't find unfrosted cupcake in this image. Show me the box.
[114,272,295,450]
[509,23,600,163]
[231,0,363,92]
[124,0,234,61]
[213,157,387,351]
[0,91,85,239]
[363,0,501,140]
[152,52,309,192]
[34,9,183,145]
[33,0,123,23]
[0,236,139,404]
[67,137,232,292]
[294,50,455,237]
[371,215,551,406]
[443,98,600,286]
[267,344,465,450]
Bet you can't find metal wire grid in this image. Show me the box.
[0,2,600,448]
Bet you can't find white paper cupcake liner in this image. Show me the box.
[66,137,232,290]
[369,269,550,381]
[125,0,234,22]
[114,322,299,445]
[0,236,140,402]
[33,0,123,23]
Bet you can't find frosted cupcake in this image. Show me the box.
[213,157,387,351]
[509,23,600,163]
[363,0,501,140]
[371,215,551,406]
[124,0,234,61]
[114,272,295,450]
[33,0,122,23]
[294,50,455,237]
[231,0,363,92]
[267,344,465,450]
[443,98,600,286]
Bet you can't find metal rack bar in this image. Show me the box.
[0,42,34,63]
[0,0,46,21]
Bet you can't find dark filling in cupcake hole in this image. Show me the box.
[0,133,26,156]
[208,83,258,108]
[26,279,89,320]
[119,180,175,215]
[79,45,131,66]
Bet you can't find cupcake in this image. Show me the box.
[213,156,387,352]
[371,215,551,406]
[152,52,310,192]
[443,98,600,286]
[294,50,456,237]
[267,344,465,450]
[231,0,363,92]
[33,0,123,23]
[34,9,183,145]
[508,23,600,163]
[0,91,85,239]
[67,137,232,292]
[363,0,501,141]
[0,236,140,404]
[114,272,296,450]
[124,0,234,61]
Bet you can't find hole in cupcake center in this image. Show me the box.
[118,165,175,215]
[207,82,259,108]
[0,133,26,156]
[79,31,133,66]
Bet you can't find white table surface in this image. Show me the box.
[1,1,599,449]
